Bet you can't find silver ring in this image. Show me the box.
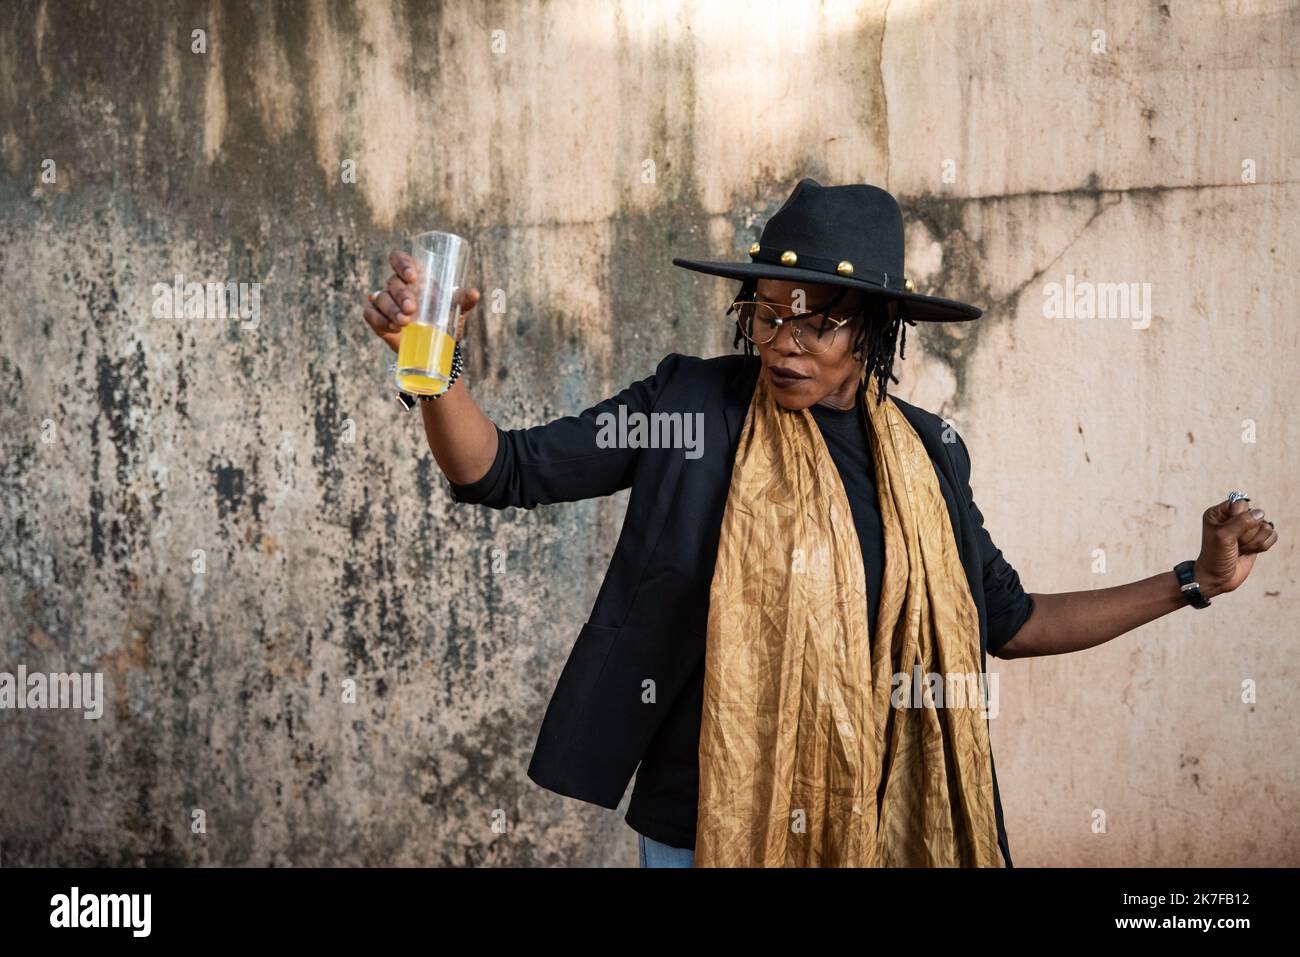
[1227,490,1249,504]
[370,289,383,300]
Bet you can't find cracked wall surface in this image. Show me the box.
[0,0,1296,865]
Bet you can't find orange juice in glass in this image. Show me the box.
[394,230,471,396]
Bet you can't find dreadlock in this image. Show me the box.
[728,279,916,406]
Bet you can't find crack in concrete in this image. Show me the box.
[880,0,892,188]
[1000,193,1126,314]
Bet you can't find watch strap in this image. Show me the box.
[1173,559,1211,609]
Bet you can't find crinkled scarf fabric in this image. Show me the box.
[694,368,1002,867]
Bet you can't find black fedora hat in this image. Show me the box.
[672,178,981,322]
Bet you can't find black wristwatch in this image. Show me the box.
[1173,559,1212,609]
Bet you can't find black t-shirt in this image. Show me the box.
[626,399,1035,851]
[807,400,886,641]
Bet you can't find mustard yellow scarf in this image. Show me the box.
[694,367,1003,867]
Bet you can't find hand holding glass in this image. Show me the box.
[393,230,472,396]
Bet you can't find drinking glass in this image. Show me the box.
[393,230,472,395]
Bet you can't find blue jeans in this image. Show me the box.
[638,832,695,868]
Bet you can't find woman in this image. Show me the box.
[361,180,1277,868]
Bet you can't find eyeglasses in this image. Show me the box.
[727,296,859,355]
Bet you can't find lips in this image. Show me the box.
[768,365,810,387]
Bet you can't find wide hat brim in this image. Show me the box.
[671,256,981,322]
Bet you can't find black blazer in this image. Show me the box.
[449,352,1028,865]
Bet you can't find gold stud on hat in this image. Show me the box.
[780,250,798,266]
[836,260,854,276]
[903,277,916,293]
[748,242,760,257]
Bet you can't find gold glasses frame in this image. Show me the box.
[727,296,861,355]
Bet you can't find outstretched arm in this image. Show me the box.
[996,497,1278,659]
[363,249,499,485]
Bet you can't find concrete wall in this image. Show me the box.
[0,0,1295,865]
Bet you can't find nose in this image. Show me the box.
[770,318,804,355]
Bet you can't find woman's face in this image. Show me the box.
[750,278,890,411]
